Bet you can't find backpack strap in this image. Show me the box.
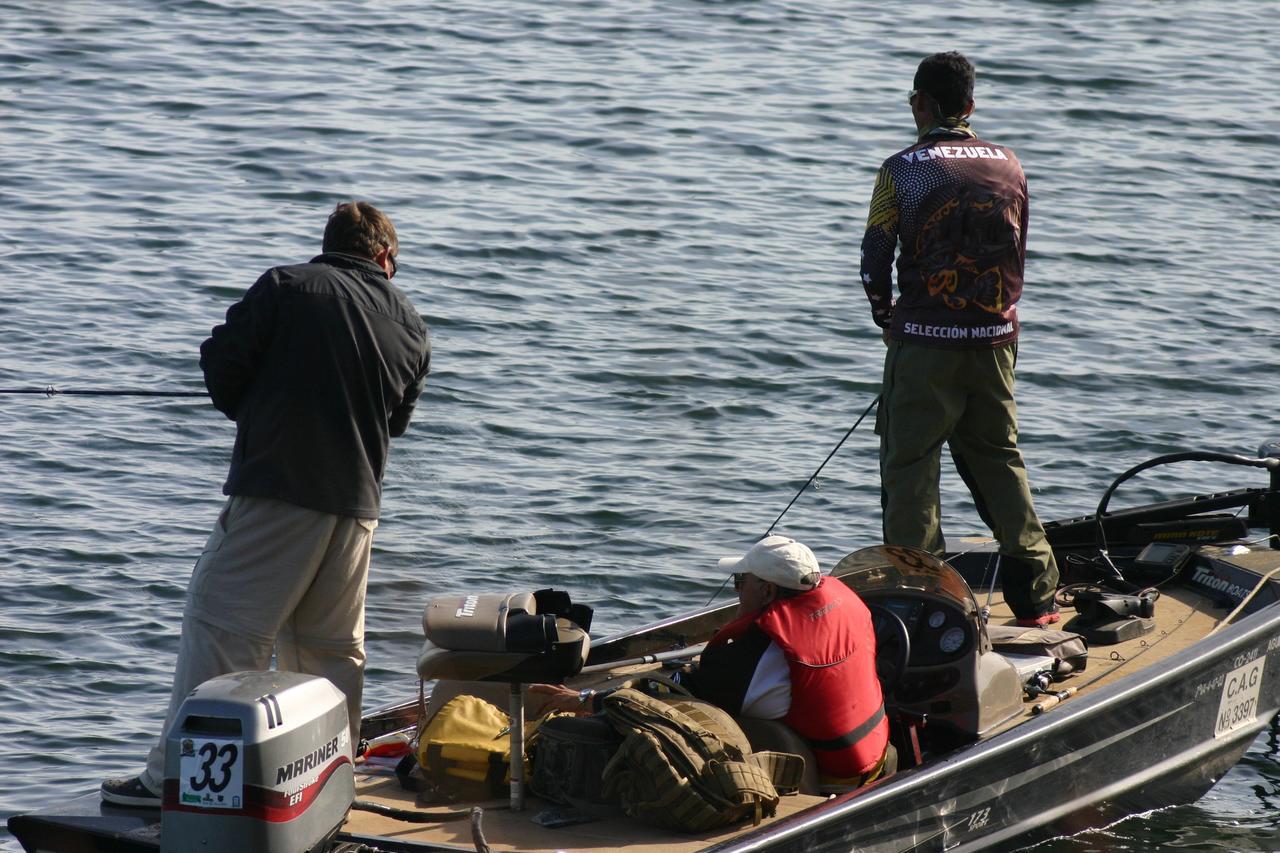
[747,750,805,795]
[395,751,429,792]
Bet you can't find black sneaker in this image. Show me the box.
[101,775,161,808]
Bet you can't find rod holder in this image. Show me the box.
[508,684,525,812]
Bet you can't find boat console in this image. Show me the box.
[834,545,1024,740]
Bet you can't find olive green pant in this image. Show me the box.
[877,340,1058,617]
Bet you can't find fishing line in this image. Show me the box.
[760,393,881,541]
[704,393,882,607]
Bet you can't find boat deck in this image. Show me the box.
[341,575,1234,852]
[346,779,828,852]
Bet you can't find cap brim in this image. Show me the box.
[717,555,744,572]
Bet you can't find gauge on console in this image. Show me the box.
[927,610,945,629]
[939,626,966,654]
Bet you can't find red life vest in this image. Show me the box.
[755,578,888,778]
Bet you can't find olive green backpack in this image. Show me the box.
[600,688,803,833]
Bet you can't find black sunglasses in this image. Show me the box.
[732,572,747,591]
[387,250,398,279]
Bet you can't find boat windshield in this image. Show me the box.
[832,545,979,613]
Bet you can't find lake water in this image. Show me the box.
[2,1,1278,849]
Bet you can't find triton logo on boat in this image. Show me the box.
[456,595,480,618]
[1190,567,1252,603]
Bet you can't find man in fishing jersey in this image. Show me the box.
[859,52,1060,627]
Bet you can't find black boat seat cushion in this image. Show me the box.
[734,717,821,795]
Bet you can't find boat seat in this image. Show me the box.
[734,717,822,795]
[415,589,592,812]
[416,589,592,685]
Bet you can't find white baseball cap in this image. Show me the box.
[718,535,821,591]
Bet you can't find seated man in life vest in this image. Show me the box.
[534,535,893,787]
[683,535,894,787]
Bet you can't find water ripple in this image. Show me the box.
[2,0,1279,847]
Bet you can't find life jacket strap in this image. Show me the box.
[806,703,885,752]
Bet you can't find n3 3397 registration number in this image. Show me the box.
[1215,655,1265,739]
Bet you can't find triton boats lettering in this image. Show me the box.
[1191,566,1255,603]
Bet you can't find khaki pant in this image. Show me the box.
[877,340,1058,617]
[140,496,376,794]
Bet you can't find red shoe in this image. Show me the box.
[1015,608,1061,628]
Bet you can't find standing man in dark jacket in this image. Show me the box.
[102,201,431,806]
[859,52,1059,627]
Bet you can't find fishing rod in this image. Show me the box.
[0,386,206,397]
[761,393,882,540]
[578,643,707,675]
[0,383,467,398]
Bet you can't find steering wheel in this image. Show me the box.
[866,603,911,700]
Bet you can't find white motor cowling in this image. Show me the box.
[160,671,354,852]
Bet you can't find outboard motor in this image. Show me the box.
[161,671,354,852]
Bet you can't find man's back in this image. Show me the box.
[201,251,430,518]
[862,129,1027,349]
[755,578,888,778]
[691,577,888,779]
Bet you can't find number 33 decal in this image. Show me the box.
[188,741,239,793]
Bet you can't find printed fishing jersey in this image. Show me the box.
[860,125,1027,348]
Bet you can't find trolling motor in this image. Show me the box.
[1062,587,1157,644]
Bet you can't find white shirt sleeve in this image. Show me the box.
[739,640,792,719]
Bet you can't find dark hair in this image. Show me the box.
[322,201,398,260]
[913,51,975,117]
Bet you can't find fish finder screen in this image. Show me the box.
[1137,541,1192,568]
[880,598,921,631]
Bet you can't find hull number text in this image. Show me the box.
[1215,654,1265,739]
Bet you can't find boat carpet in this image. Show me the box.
[343,772,829,852]
[981,580,1225,737]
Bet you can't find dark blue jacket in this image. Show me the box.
[200,252,430,518]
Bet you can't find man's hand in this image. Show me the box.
[528,683,593,715]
